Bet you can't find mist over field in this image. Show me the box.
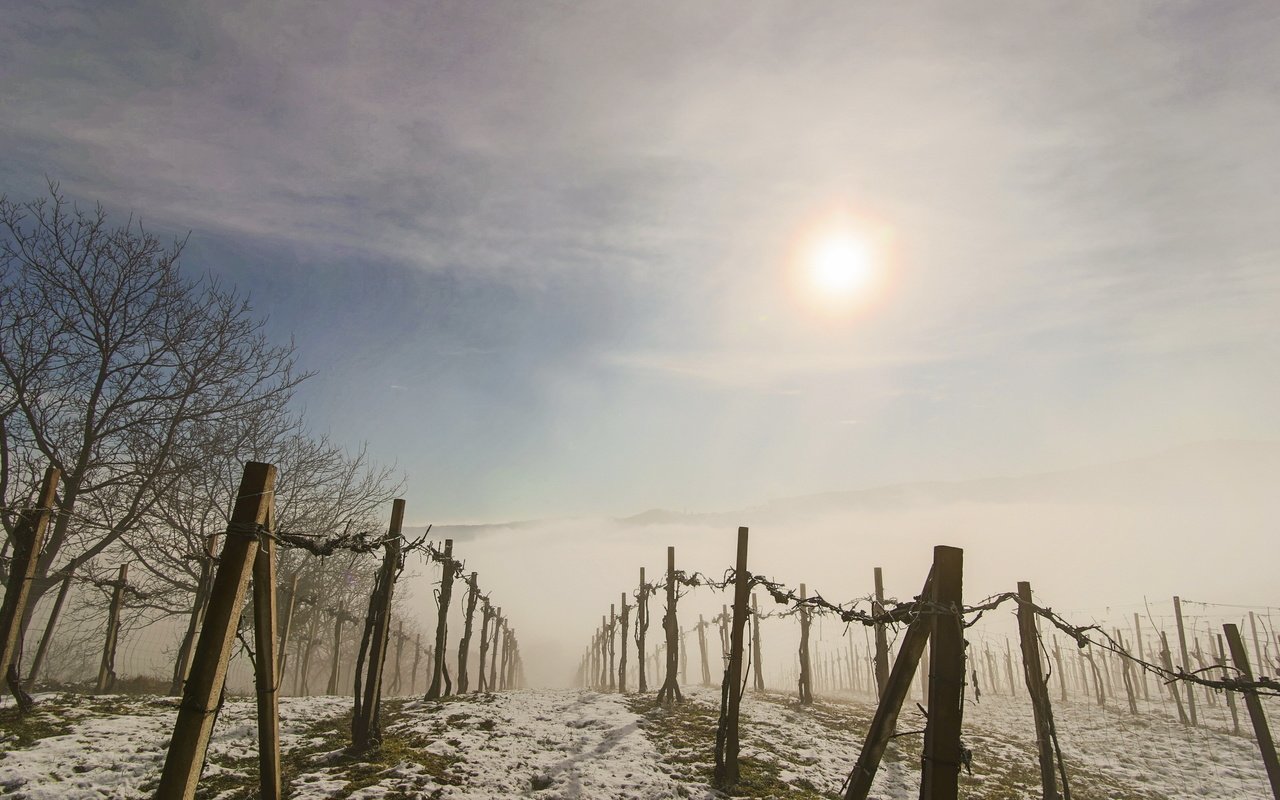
[398,440,1280,689]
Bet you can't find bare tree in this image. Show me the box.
[0,182,305,618]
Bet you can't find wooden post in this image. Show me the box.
[844,567,934,800]
[619,592,629,692]
[251,511,281,800]
[1158,631,1189,724]
[1016,582,1060,800]
[158,461,276,800]
[873,566,890,699]
[326,604,346,695]
[477,601,492,693]
[352,499,403,750]
[698,614,711,685]
[1133,613,1150,700]
[25,569,72,690]
[751,593,764,692]
[1251,612,1266,682]
[636,568,648,692]
[920,545,964,800]
[411,633,423,695]
[1218,633,1241,735]
[426,539,454,700]
[95,564,129,694]
[656,546,682,704]
[1115,629,1138,715]
[798,583,813,705]
[608,603,617,691]
[714,526,750,789]
[391,620,405,695]
[1173,596,1197,726]
[488,607,501,692]
[1224,623,1280,799]
[0,467,59,712]
[457,572,479,693]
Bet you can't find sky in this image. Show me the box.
[3,0,1280,526]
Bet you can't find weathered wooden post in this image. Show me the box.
[1218,633,1241,735]
[1115,629,1138,715]
[1016,581,1061,800]
[477,600,492,692]
[751,593,764,691]
[352,499,403,750]
[873,566,890,699]
[411,633,423,695]
[1051,636,1066,703]
[608,603,617,691]
[920,545,964,800]
[0,467,59,712]
[1132,613,1150,700]
[1173,596,1197,726]
[457,572,479,693]
[25,569,72,690]
[844,565,934,800]
[95,564,129,694]
[636,568,649,692]
[798,583,813,705]
[326,603,346,695]
[251,505,281,799]
[1224,623,1280,799]
[1158,631,1188,723]
[157,461,276,800]
[656,546,682,704]
[488,608,501,691]
[391,620,405,695]
[698,614,711,685]
[426,539,455,700]
[713,527,750,789]
[619,592,629,692]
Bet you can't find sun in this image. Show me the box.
[809,231,874,299]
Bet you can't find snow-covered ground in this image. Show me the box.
[1,686,1276,798]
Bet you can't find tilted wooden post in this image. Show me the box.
[251,509,281,799]
[95,564,129,694]
[326,604,346,695]
[391,620,405,695]
[488,607,501,691]
[1016,581,1061,800]
[920,545,964,800]
[1224,623,1280,799]
[1218,633,1241,735]
[608,603,617,690]
[656,546,682,704]
[636,568,649,692]
[158,461,276,800]
[873,566,890,699]
[26,569,72,691]
[0,466,59,713]
[713,527,750,789]
[1158,631,1189,724]
[411,632,423,695]
[698,614,711,685]
[798,583,813,705]
[426,539,454,700]
[844,567,934,800]
[352,498,403,750]
[457,572,479,693]
[1132,613,1150,700]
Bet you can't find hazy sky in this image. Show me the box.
[4,1,1279,524]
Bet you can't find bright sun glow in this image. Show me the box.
[810,231,874,299]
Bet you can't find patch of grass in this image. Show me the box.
[0,698,75,749]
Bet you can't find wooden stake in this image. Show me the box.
[1225,623,1280,799]
[873,567,889,699]
[698,614,711,685]
[920,545,964,800]
[426,539,455,700]
[1218,633,1241,735]
[637,567,648,692]
[656,546,682,704]
[844,566,933,800]
[25,569,72,690]
[457,571,479,693]
[751,593,764,692]
[251,511,281,800]
[95,564,129,694]
[714,527,750,789]
[170,532,218,696]
[619,592,629,692]
[158,461,276,800]
[1016,582,1060,800]
[1173,596,1197,726]
[277,572,300,680]
[798,583,813,705]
